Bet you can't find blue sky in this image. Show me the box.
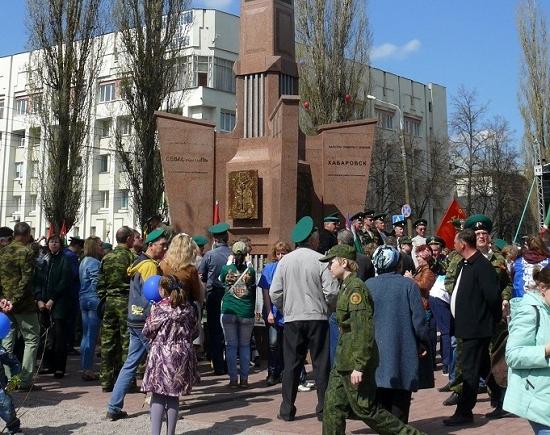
[1,0,547,146]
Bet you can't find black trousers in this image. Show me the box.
[280,320,329,419]
[45,318,68,374]
[206,290,225,373]
[375,388,413,423]
[456,337,491,416]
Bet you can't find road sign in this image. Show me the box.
[401,203,412,218]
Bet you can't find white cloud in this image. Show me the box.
[371,38,421,60]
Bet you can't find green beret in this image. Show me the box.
[319,244,356,262]
[145,228,165,244]
[493,238,507,251]
[323,212,340,223]
[102,242,113,250]
[192,235,209,247]
[427,235,446,248]
[399,236,413,245]
[208,222,230,235]
[464,214,493,233]
[291,216,315,243]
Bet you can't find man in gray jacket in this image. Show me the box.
[270,216,339,422]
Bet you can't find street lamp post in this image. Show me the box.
[367,94,413,236]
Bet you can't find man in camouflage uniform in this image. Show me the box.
[97,226,136,392]
[359,210,382,249]
[0,222,40,389]
[321,245,424,435]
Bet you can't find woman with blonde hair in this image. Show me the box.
[79,236,104,380]
[159,233,202,304]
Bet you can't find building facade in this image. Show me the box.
[0,8,447,240]
[0,9,240,241]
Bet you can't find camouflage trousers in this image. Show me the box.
[100,296,129,389]
[322,369,425,435]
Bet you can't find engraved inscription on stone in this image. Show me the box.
[228,170,259,219]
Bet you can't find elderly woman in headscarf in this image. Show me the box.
[365,245,430,424]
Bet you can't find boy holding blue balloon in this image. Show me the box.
[0,309,22,434]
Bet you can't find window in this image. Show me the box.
[15,98,28,115]
[195,56,210,87]
[98,119,111,138]
[14,162,23,179]
[404,117,421,137]
[30,195,37,211]
[376,109,394,130]
[181,11,193,25]
[98,154,109,173]
[14,196,21,211]
[31,161,39,178]
[0,99,4,119]
[17,135,25,148]
[99,191,109,209]
[99,82,116,102]
[174,56,192,90]
[220,110,236,132]
[120,190,129,209]
[117,117,131,136]
[214,58,236,93]
[73,226,79,237]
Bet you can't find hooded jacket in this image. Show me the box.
[503,291,550,427]
[127,253,161,329]
[512,252,550,298]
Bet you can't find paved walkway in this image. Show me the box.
[9,353,531,434]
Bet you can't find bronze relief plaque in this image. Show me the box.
[228,170,259,219]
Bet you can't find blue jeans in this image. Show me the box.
[80,295,100,371]
[329,312,339,368]
[530,421,550,434]
[430,296,451,368]
[221,314,254,381]
[0,389,18,432]
[107,327,149,414]
[449,336,457,383]
[267,324,284,377]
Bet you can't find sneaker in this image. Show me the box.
[228,379,238,388]
[443,392,459,406]
[239,379,249,389]
[106,410,128,421]
[298,383,313,392]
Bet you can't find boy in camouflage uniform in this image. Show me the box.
[97,227,136,391]
[320,245,424,435]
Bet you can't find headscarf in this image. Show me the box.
[372,245,400,274]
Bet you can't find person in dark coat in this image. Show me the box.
[398,237,416,275]
[443,229,501,427]
[366,245,430,423]
[38,234,73,378]
[318,213,340,255]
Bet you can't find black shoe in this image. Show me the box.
[485,407,509,419]
[53,371,64,379]
[277,413,295,422]
[443,392,459,406]
[317,413,323,422]
[442,365,449,375]
[266,375,281,386]
[438,382,451,392]
[102,386,113,393]
[106,410,128,421]
[443,413,473,426]
[38,368,54,375]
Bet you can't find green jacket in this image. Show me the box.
[335,273,378,373]
[97,245,135,299]
[0,240,36,314]
[444,250,462,294]
[487,251,512,301]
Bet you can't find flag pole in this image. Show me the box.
[513,177,536,244]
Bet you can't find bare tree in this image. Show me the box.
[517,0,550,164]
[27,0,105,233]
[449,86,489,214]
[296,0,372,133]
[113,0,190,229]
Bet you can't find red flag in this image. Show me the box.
[60,220,67,237]
[436,198,467,248]
[213,200,220,224]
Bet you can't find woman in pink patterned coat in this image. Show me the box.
[141,275,199,435]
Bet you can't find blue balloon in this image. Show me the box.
[143,275,162,303]
[0,313,11,340]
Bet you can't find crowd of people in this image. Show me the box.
[0,208,546,434]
